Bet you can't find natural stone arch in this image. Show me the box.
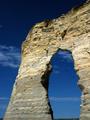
[41,48,81,119]
[4,1,90,120]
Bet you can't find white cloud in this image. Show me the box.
[0,97,9,110]
[57,51,73,63]
[0,45,21,68]
[49,97,81,102]
[0,97,9,100]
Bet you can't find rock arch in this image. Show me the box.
[4,1,90,120]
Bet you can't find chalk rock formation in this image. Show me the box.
[4,0,90,120]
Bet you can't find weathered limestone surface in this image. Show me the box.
[4,0,90,120]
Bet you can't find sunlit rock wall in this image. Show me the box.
[4,0,90,120]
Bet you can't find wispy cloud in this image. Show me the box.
[57,51,73,62]
[0,104,7,110]
[0,45,21,68]
[0,97,9,111]
[49,97,81,102]
[0,97,9,100]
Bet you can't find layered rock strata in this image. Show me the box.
[4,0,90,120]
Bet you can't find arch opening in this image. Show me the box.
[47,49,82,119]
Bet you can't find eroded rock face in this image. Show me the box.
[4,0,90,120]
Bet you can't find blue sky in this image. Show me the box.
[0,0,86,118]
[49,50,81,119]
